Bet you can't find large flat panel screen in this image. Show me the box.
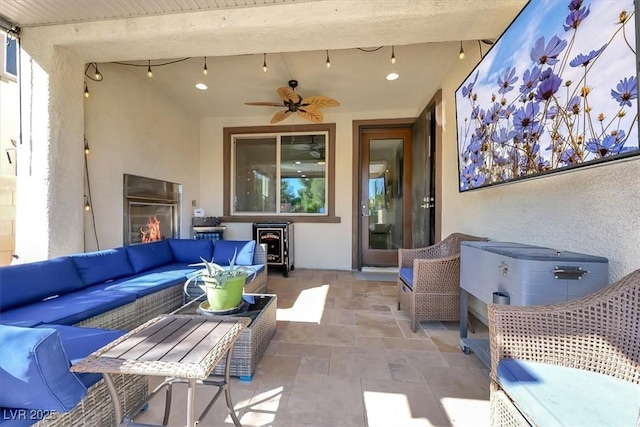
[456,0,638,191]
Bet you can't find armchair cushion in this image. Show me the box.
[497,358,640,427]
[0,257,85,311]
[168,239,214,264]
[126,240,174,273]
[70,248,134,286]
[0,326,87,412]
[399,268,413,289]
[214,240,256,266]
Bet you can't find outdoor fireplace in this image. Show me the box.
[123,174,181,245]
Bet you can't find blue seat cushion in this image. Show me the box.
[399,268,413,289]
[497,358,640,427]
[214,240,256,266]
[37,324,125,389]
[167,239,213,264]
[70,248,134,286]
[0,325,87,413]
[126,240,174,273]
[0,257,85,311]
[0,288,136,327]
[97,263,199,298]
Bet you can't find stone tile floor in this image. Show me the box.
[135,269,490,426]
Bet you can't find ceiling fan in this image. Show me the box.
[289,136,325,158]
[245,80,340,124]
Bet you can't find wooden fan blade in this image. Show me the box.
[277,87,301,103]
[297,108,323,123]
[245,102,284,107]
[271,110,292,124]
[301,96,340,108]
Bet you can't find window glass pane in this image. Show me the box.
[234,137,277,212]
[5,37,17,76]
[280,135,326,213]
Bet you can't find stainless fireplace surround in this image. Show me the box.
[123,174,181,245]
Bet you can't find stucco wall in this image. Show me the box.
[440,50,640,282]
[83,63,200,251]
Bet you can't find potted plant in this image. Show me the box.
[183,250,256,311]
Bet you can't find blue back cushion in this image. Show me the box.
[214,240,256,266]
[168,239,214,263]
[0,325,87,412]
[125,240,174,273]
[70,248,134,286]
[0,257,85,311]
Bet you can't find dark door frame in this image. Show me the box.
[351,118,416,270]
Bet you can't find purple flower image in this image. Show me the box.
[497,67,518,94]
[530,35,567,65]
[513,103,540,132]
[564,5,590,31]
[535,72,562,101]
[569,45,605,67]
[519,66,541,94]
[568,0,584,11]
[455,0,638,192]
[611,76,638,107]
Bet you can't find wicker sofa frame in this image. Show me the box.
[32,243,268,426]
[397,233,488,332]
[488,268,640,426]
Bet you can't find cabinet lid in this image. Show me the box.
[462,241,608,263]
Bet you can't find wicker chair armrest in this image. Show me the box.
[399,243,453,268]
[410,254,461,293]
[488,273,640,384]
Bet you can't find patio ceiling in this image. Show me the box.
[0,0,527,118]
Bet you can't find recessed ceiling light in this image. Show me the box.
[386,72,399,81]
[195,83,208,90]
[294,161,301,164]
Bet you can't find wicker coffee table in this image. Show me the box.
[71,314,249,427]
[173,293,277,380]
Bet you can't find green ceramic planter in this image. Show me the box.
[204,275,246,310]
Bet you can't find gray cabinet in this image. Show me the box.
[459,241,609,366]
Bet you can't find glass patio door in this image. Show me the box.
[360,129,412,267]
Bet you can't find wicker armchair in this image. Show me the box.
[489,269,640,426]
[397,232,488,332]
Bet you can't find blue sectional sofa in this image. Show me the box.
[0,238,267,426]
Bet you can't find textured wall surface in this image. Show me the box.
[83,64,200,251]
[440,49,640,282]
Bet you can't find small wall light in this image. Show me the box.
[84,195,91,211]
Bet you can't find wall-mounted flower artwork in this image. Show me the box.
[455,0,638,192]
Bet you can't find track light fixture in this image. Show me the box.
[459,41,466,60]
[84,82,90,98]
[326,50,331,68]
[147,60,153,78]
[84,195,91,211]
[391,46,396,64]
[203,57,208,75]
[262,53,268,72]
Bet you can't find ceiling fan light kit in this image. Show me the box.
[245,79,340,124]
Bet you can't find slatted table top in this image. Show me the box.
[71,314,250,379]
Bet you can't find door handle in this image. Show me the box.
[361,204,369,217]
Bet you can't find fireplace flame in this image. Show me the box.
[141,215,163,243]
